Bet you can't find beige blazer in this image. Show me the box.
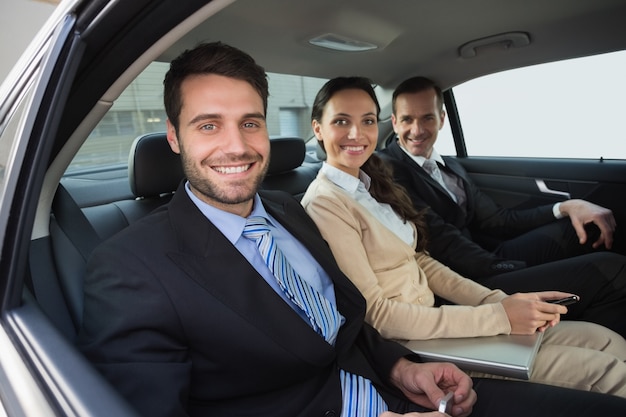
[301,173,511,341]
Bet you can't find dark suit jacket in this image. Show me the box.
[379,140,555,278]
[77,184,416,417]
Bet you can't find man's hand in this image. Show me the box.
[388,358,475,417]
[501,292,572,334]
[559,199,616,249]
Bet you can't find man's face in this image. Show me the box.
[391,88,445,159]
[166,74,270,217]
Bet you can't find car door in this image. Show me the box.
[441,51,626,240]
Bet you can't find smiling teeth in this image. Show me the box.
[213,164,251,174]
[344,146,364,151]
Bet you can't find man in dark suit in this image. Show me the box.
[378,77,626,340]
[77,43,626,417]
[379,76,621,279]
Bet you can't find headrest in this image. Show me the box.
[268,137,305,175]
[128,133,185,198]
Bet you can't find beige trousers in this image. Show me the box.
[467,321,626,397]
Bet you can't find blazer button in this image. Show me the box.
[324,410,337,417]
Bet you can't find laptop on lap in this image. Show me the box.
[403,332,543,380]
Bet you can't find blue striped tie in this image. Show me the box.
[243,216,388,416]
[243,216,343,344]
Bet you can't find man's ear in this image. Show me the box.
[166,119,181,154]
[439,110,446,130]
[391,113,398,133]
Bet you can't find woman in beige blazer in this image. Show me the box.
[301,76,626,396]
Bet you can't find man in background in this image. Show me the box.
[380,76,622,279]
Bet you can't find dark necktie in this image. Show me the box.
[423,159,466,207]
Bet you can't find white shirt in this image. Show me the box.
[319,163,415,246]
[400,146,562,218]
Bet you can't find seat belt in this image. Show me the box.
[28,238,77,340]
[51,183,101,261]
[25,184,103,339]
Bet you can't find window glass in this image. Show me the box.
[66,63,329,173]
[447,50,626,159]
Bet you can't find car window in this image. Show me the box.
[442,50,626,159]
[66,63,329,173]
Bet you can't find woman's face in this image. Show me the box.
[313,88,378,177]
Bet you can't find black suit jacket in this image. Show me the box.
[379,140,555,278]
[77,184,416,417]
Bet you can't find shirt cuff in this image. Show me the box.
[553,202,564,219]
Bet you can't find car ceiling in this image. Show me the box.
[53,0,626,167]
[159,0,626,90]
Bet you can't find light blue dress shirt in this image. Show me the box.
[185,182,387,417]
[184,182,338,320]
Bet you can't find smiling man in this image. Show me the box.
[380,76,622,279]
[77,43,626,417]
[166,73,270,216]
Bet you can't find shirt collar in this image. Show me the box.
[320,162,371,192]
[398,141,446,168]
[184,181,272,245]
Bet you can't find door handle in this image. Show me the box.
[536,180,571,199]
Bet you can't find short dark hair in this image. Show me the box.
[392,76,443,114]
[163,41,269,132]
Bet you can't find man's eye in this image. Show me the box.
[200,124,216,131]
[243,122,259,128]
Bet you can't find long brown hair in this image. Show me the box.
[363,155,429,251]
[312,77,429,251]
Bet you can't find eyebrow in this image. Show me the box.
[333,111,377,118]
[187,112,266,126]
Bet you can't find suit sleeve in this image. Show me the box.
[76,242,191,417]
[447,159,556,237]
[388,156,526,279]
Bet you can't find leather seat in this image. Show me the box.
[39,133,321,340]
[262,136,320,200]
[45,133,183,339]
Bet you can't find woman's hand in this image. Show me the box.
[501,291,574,334]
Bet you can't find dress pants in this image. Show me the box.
[492,218,626,266]
[397,374,626,416]
[478,251,626,339]
[465,321,626,396]
[468,378,626,416]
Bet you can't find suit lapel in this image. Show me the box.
[166,188,336,366]
[442,156,473,211]
[391,141,455,201]
[260,191,366,354]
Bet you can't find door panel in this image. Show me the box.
[454,156,626,227]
